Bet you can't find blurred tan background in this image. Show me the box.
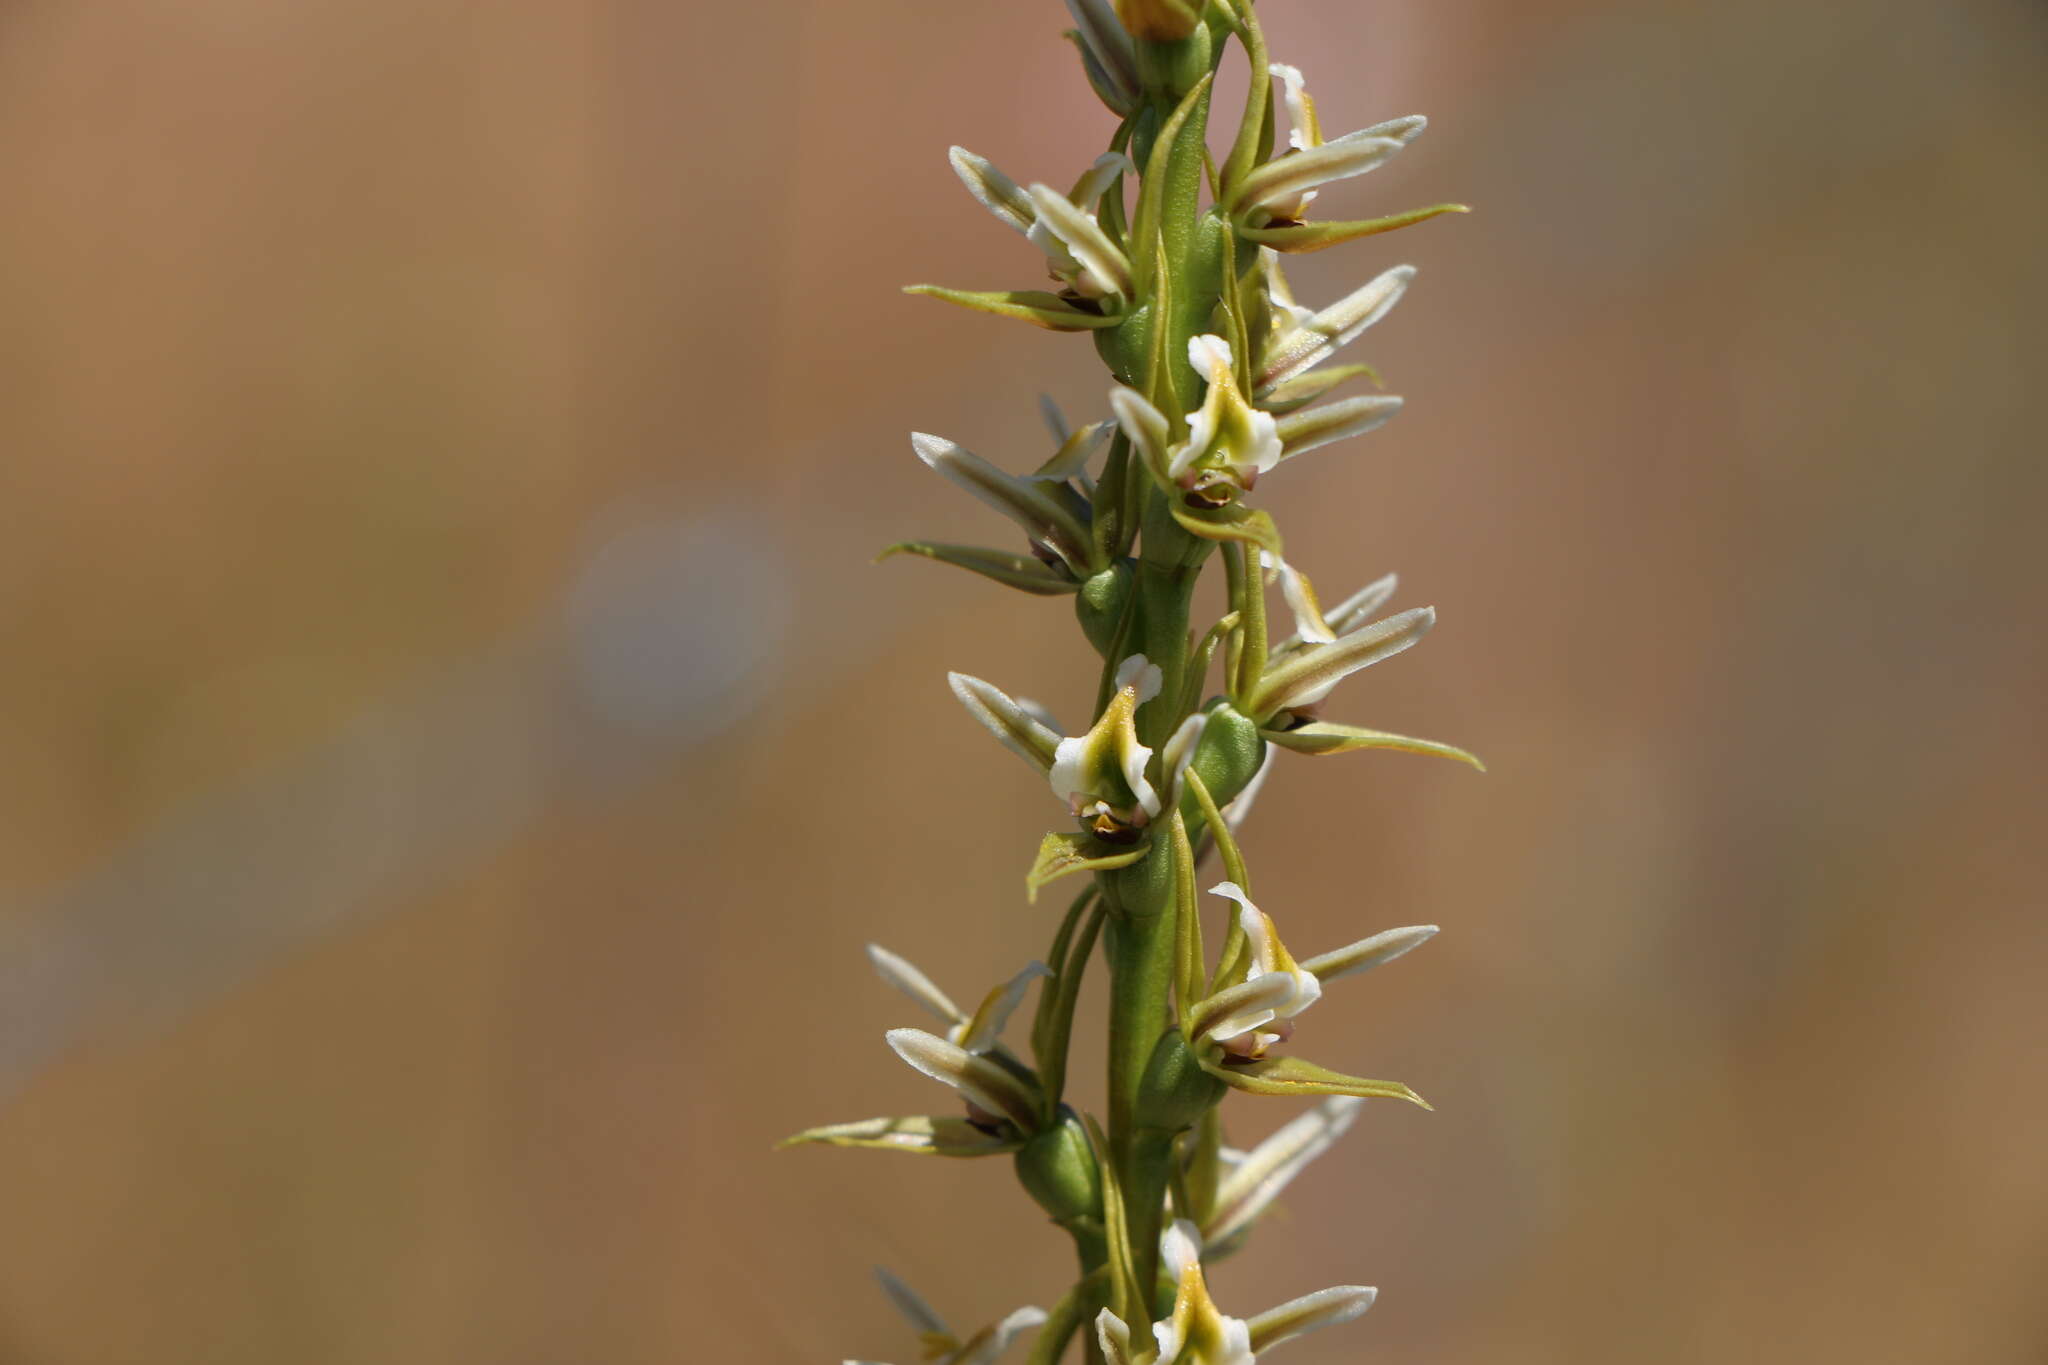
[2,0,2044,1361]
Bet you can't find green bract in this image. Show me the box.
[793,5,1483,1361]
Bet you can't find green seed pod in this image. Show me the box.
[1136,1026,1226,1133]
[1076,561,1136,658]
[1187,700,1265,813]
[1013,1107,1103,1227]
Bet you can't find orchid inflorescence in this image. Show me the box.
[787,3,1480,1360]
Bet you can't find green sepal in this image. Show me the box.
[775,1114,1025,1156]
[1257,362,1384,412]
[1240,203,1470,254]
[1197,1052,1432,1108]
[1028,830,1150,903]
[878,542,1079,596]
[904,284,1124,330]
[1169,501,1283,558]
[1261,721,1485,769]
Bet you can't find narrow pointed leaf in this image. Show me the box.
[1275,394,1403,461]
[1246,1286,1377,1353]
[1130,72,1214,288]
[866,943,964,1024]
[949,146,1036,235]
[1084,1113,1147,1333]
[1262,721,1483,768]
[1218,0,1272,200]
[1199,1051,1431,1106]
[777,1114,1025,1156]
[1244,203,1469,254]
[905,284,1123,330]
[878,542,1079,596]
[875,1267,952,1338]
[1026,830,1148,903]
[949,672,1062,772]
[1299,924,1440,983]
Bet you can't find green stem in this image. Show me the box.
[1224,540,1269,706]
[1036,901,1105,1120]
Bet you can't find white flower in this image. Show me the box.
[1195,884,1323,1058]
[953,654,1205,840]
[1186,885,1441,1063]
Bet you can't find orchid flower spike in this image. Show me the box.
[846,1268,1046,1365]
[1094,1221,1378,1363]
